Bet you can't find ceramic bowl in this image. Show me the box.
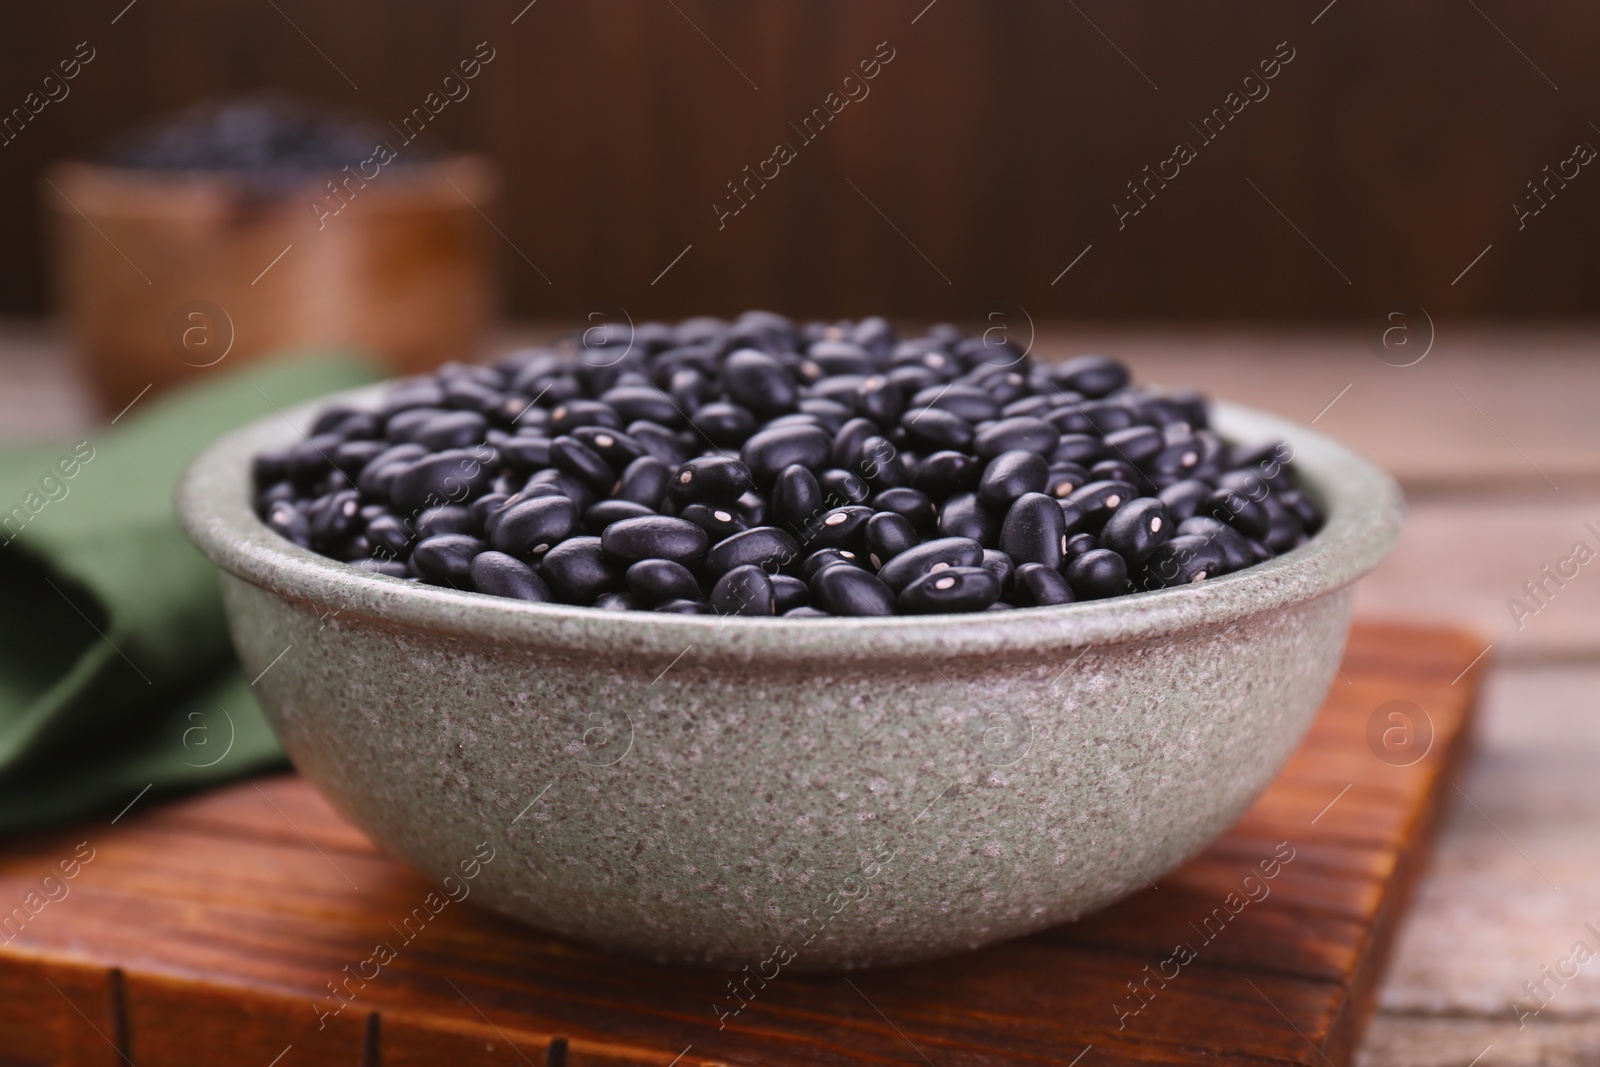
[176,385,1402,970]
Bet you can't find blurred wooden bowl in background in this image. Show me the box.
[44,155,497,412]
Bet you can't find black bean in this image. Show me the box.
[691,401,758,446]
[549,435,615,493]
[331,439,389,479]
[900,407,975,451]
[1065,479,1138,528]
[678,502,749,542]
[655,598,711,614]
[600,515,710,565]
[1263,509,1305,553]
[852,374,903,427]
[1011,562,1074,607]
[899,565,1000,614]
[470,550,552,601]
[1065,548,1131,600]
[938,491,999,546]
[367,513,415,557]
[1051,433,1103,465]
[973,416,1058,461]
[1063,531,1098,563]
[817,467,871,506]
[783,605,829,618]
[723,349,798,416]
[871,487,938,535]
[865,511,918,568]
[908,383,1001,423]
[772,464,823,532]
[1101,425,1163,466]
[265,499,311,546]
[389,448,496,514]
[980,548,1015,596]
[912,450,980,497]
[599,385,679,426]
[979,450,1049,509]
[617,455,670,508]
[1099,497,1172,565]
[999,492,1067,569]
[627,420,686,465]
[490,496,578,557]
[1147,433,1205,477]
[800,547,864,582]
[704,526,800,578]
[309,489,364,550]
[572,426,647,469]
[1051,355,1129,399]
[385,408,445,445]
[1157,479,1212,523]
[810,564,896,616]
[412,534,485,588]
[540,535,619,603]
[1204,487,1272,540]
[741,424,832,484]
[525,469,595,511]
[1044,462,1090,500]
[414,410,488,451]
[547,399,621,436]
[806,505,874,550]
[876,536,984,591]
[769,573,809,612]
[855,435,908,490]
[626,558,701,604]
[711,564,777,616]
[583,499,655,535]
[1139,534,1226,589]
[1079,400,1137,436]
[1280,487,1323,532]
[668,455,753,506]
[468,493,510,534]
[415,504,474,541]
[1177,515,1255,572]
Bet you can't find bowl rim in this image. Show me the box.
[175,383,1404,663]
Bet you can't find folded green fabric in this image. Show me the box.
[0,352,381,832]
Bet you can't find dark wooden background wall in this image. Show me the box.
[4,0,1598,322]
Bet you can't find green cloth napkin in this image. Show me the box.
[0,352,381,832]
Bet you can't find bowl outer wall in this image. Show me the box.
[179,386,1402,969]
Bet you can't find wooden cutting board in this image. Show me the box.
[0,622,1485,1067]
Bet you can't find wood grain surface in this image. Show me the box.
[3,2,1600,320]
[0,623,1485,1066]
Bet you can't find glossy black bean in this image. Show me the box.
[1280,488,1323,532]
[911,451,980,497]
[722,349,797,416]
[886,365,941,395]
[1051,433,1103,466]
[384,408,445,445]
[809,563,896,616]
[599,385,679,426]
[308,489,363,550]
[264,499,311,546]
[583,499,655,535]
[389,448,496,514]
[330,439,388,480]
[595,513,704,564]
[1204,487,1272,540]
[767,573,808,613]
[854,374,904,427]
[806,505,874,550]
[415,504,474,541]
[851,435,905,491]
[772,464,822,532]
[979,450,1049,509]
[490,495,578,556]
[668,455,752,505]
[1065,548,1131,600]
[1263,510,1305,553]
[1177,515,1256,572]
[495,435,549,474]
[544,399,620,436]
[616,455,670,508]
[1065,479,1138,529]
[1063,531,1098,563]
[1051,355,1129,399]
[800,547,863,582]
[571,426,646,469]
[540,536,619,603]
[1138,534,1226,589]
[1101,425,1163,466]
[524,469,595,511]
[973,416,1058,461]
[366,513,415,557]
[732,491,768,527]
[1098,497,1172,566]
[677,502,748,542]
[626,420,686,466]
[1046,405,1096,435]
[1043,462,1090,501]
[900,407,975,452]
[549,435,615,493]
[470,550,552,601]
[829,417,879,469]
[1157,479,1212,523]
[898,565,1000,614]
[999,492,1067,569]
[909,383,1001,422]
[864,511,919,569]
[655,598,711,614]
[817,467,871,506]
[688,402,757,446]
[1001,395,1053,419]
[1148,435,1205,477]
[938,491,999,547]
[979,548,1015,596]
[412,534,485,588]
[414,410,488,451]
[625,558,701,604]
[711,564,777,616]
[869,487,937,535]
[704,526,800,578]
[1011,562,1074,607]
[1079,400,1138,436]
[876,536,985,592]
[741,424,832,485]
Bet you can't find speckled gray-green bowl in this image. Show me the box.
[177,386,1402,971]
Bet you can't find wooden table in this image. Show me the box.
[2,321,1596,1065]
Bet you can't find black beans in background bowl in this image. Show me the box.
[248,312,1325,618]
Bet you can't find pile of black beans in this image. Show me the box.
[252,312,1322,617]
